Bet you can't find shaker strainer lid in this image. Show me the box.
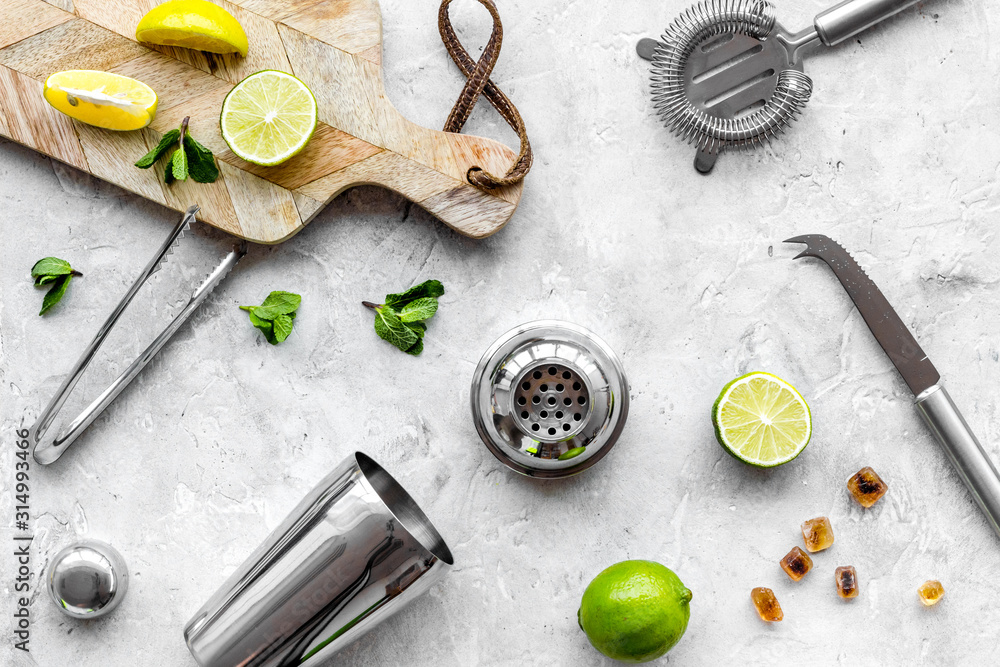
[471,321,630,478]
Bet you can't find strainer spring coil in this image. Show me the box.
[649,0,813,154]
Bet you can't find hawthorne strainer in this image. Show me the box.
[471,321,630,478]
[636,0,923,172]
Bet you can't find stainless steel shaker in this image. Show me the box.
[184,452,453,666]
[471,321,630,477]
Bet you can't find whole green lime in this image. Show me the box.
[578,560,692,663]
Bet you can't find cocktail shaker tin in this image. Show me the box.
[471,320,630,478]
[184,452,453,666]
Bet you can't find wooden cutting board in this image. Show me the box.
[0,0,523,242]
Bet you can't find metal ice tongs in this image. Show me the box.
[29,205,247,465]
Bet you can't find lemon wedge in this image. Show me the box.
[43,70,158,131]
[136,0,248,56]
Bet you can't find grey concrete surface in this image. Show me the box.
[3,0,1000,664]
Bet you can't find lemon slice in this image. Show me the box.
[220,70,318,166]
[43,70,158,131]
[136,0,248,56]
[712,371,812,467]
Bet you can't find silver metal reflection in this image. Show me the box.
[915,385,1000,539]
[471,320,630,478]
[184,452,453,666]
[47,539,129,619]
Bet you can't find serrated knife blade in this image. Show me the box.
[785,233,939,394]
[786,233,1000,540]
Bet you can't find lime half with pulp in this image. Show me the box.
[712,371,811,467]
[220,70,317,166]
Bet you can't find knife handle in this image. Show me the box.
[915,384,1000,539]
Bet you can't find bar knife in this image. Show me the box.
[786,234,1000,538]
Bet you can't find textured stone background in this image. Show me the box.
[3,0,1000,664]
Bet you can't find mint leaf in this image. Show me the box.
[272,313,294,343]
[134,118,217,185]
[404,321,426,336]
[253,291,301,320]
[399,297,438,323]
[134,129,180,169]
[184,135,220,184]
[385,280,444,308]
[240,291,301,345]
[171,146,188,181]
[31,257,74,280]
[32,257,81,313]
[364,280,441,355]
[403,321,426,355]
[373,306,418,352]
[39,274,72,315]
[245,308,276,344]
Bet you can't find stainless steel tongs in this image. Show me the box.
[29,205,247,465]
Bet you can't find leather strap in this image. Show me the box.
[438,0,532,190]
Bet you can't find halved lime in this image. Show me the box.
[712,371,811,467]
[220,70,317,166]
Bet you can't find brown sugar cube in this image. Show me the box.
[801,516,835,552]
[751,587,783,622]
[918,580,945,606]
[835,566,859,599]
[847,466,888,508]
[780,546,814,582]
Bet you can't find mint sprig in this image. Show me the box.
[135,116,219,184]
[240,291,301,345]
[363,280,443,355]
[31,257,82,315]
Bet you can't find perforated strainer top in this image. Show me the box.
[513,362,592,440]
[471,321,630,478]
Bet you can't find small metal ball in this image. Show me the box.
[47,540,129,619]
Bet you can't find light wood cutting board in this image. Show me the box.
[0,0,523,242]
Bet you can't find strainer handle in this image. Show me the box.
[814,0,922,46]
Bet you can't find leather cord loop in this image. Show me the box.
[439,0,532,190]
